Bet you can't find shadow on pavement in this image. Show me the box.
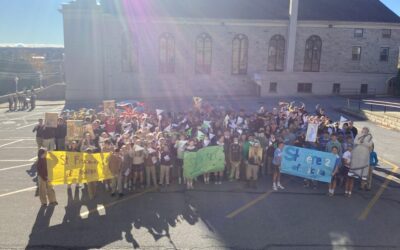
[26,184,199,249]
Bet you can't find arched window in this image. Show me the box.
[267,35,285,71]
[303,35,322,72]
[121,35,138,72]
[195,33,212,74]
[232,34,249,75]
[159,33,175,74]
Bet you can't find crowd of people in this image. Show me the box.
[33,100,378,206]
[7,88,37,112]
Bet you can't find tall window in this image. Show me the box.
[195,33,212,74]
[303,35,322,72]
[352,46,362,61]
[121,35,138,72]
[267,35,285,71]
[380,47,389,62]
[232,34,248,75]
[159,33,175,74]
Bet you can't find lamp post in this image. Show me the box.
[38,71,43,88]
[14,76,19,93]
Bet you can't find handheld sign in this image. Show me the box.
[66,120,84,141]
[103,100,116,115]
[305,123,318,142]
[45,113,58,128]
[281,146,336,183]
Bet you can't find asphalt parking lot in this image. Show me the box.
[0,98,399,249]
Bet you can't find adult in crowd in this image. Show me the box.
[348,127,374,193]
[33,118,44,150]
[36,149,57,206]
[55,118,67,151]
[42,125,56,151]
[272,141,285,191]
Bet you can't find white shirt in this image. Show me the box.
[342,151,351,167]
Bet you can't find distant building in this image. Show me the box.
[0,46,64,94]
[62,0,400,102]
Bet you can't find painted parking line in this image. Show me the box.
[0,160,36,162]
[80,188,156,218]
[226,190,274,219]
[358,158,398,221]
[0,186,36,198]
[16,122,37,130]
[0,163,33,172]
[0,139,23,149]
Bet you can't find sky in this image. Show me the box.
[0,0,399,46]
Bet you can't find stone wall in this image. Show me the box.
[101,16,289,99]
[294,25,399,74]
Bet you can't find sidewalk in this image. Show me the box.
[0,100,65,109]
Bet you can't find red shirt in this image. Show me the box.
[105,118,116,133]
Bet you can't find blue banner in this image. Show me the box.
[281,146,336,183]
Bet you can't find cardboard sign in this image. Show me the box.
[45,113,58,128]
[83,124,95,140]
[66,120,84,141]
[305,123,318,142]
[103,100,116,115]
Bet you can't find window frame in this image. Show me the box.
[354,28,364,38]
[303,35,322,72]
[297,83,313,93]
[195,33,212,75]
[269,82,277,93]
[159,33,175,74]
[380,47,389,62]
[382,29,391,39]
[231,34,249,75]
[352,46,362,61]
[332,83,341,94]
[267,35,286,71]
[121,35,138,72]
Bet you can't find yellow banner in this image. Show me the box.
[46,151,113,185]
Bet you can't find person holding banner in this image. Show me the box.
[175,134,187,185]
[328,146,341,197]
[272,142,285,191]
[36,149,58,206]
[185,140,197,189]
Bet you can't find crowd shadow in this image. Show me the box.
[26,183,199,249]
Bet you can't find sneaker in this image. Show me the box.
[273,184,278,191]
[111,193,116,197]
[277,184,285,190]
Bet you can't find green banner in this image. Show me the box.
[183,146,225,178]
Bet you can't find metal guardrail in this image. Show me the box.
[346,98,400,113]
[335,88,377,97]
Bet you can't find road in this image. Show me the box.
[0,98,399,250]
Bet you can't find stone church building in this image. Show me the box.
[62,0,400,102]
